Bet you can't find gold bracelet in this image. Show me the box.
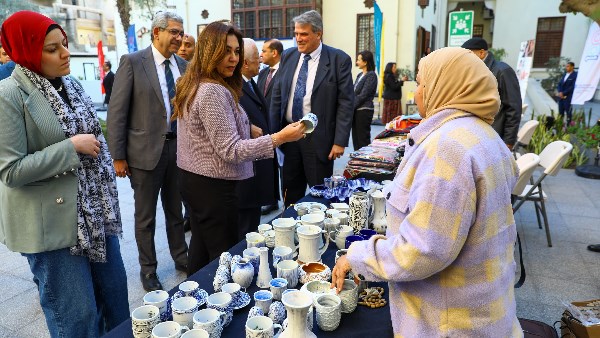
[271,134,280,148]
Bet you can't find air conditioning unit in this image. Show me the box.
[483,8,494,19]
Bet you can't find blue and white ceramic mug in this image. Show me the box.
[300,113,318,133]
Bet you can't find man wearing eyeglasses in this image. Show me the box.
[108,11,189,291]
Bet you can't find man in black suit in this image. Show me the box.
[557,62,578,126]
[257,38,283,215]
[102,61,114,106]
[270,10,354,206]
[108,12,188,291]
[236,38,277,239]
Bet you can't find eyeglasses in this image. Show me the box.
[161,28,184,38]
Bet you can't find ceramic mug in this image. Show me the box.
[359,229,377,240]
[180,329,209,338]
[206,292,233,327]
[242,247,260,274]
[253,290,273,314]
[132,304,161,338]
[263,230,276,248]
[345,235,365,249]
[333,225,354,250]
[144,290,170,316]
[315,294,342,331]
[276,260,299,288]
[323,217,340,234]
[257,224,272,235]
[300,113,318,133]
[179,281,200,297]
[171,296,199,329]
[245,316,282,338]
[152,321,190,338]
[325,209,340,219]
[272,246,294,268]
[246,232,266,248]
[220,283,241,307]
[338,279,359,313]
[269,278,288,301]
[192,308,225,338]
[301,213,325,227]
[336,212,349,226]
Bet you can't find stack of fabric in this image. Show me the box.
[344,135,405,179]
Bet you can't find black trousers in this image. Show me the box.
[281,137,334,207]
[179,170,239,275]
[352,109,375,150]
[237,207,262,241]
[128,139,187,275]
[558,99,573,125]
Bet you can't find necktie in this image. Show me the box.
[163,59,176,132]
[247,80,256,95]
[292,54,311,122]
[264,68,275,95]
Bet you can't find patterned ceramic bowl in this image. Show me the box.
[298,262,331,285]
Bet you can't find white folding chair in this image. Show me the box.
[513,141,573,247]
[512,153,541,200]
[513,120,540,158]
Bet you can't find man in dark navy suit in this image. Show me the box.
[257,38,283,215]
[236,38,278,239]
[557,62,578,126]
[270,10,354,206]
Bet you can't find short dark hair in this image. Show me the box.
[265,39,283,55]
[358,50,375,72]
[104,61,112,69]
[567,62,575,67]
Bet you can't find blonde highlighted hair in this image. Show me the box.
[172,21,244,119]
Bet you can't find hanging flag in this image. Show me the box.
[98,41,106,94]
[572,22,600,105]
[515,39,535,102]
[127,24,138,53]
[373,1,383,72]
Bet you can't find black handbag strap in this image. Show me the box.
[515,231,526,288]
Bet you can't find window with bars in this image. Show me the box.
[231,0,319,39]
[473,24,483,38]
[533,16,565,68]
[356,14,374,55]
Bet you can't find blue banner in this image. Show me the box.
[127,24,138,53]
[373,2,383,72]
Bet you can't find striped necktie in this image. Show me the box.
[292,54,311,122]
[163,59,176,132]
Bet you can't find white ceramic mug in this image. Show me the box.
[242,247,260,274]
[192,308,225,338]
[258,224,272,235]
[220,283,241,306]
[171,296,199,328]
[253,290,273,314]
[132,305,161,338]
[152,321,189,338]
[336,212,349,226]
[206,292,233,327]
[143,290,170,316]
[179,281,200,297]
[272,246,294,268]
[315,294,342,331]
[246,232,266,248]
[180,329,209,338]
[301,213,325,227]
[276,260,299,288]
[245,316,282,338]
[300,113,318,133]
[334,225,354,250]
[324,217,341,234]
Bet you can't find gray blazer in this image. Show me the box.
[0,67,81,253]
[107,46,188,170]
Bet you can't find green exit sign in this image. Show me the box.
[448,10,474,47]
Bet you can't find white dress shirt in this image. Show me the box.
[285,43,323,123]
[151,44,182,128]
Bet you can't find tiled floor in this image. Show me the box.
[2,103,600,337]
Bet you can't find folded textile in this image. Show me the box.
[349,146,401,165]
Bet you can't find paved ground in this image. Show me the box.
[1,102,599,337]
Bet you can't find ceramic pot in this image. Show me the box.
[338,279,359,313]
[298,262,331,285]
[279,291,316,338]
[348,192,371,235]
[247,306,264,321]
[218,252,232,269]
[370,190,387,234]
[268,301,286,325]
[231,258,254,290]
[315,294,342,331]
[212,266,230,293]
[256,247,273,288]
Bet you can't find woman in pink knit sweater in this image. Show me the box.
[172,22,305,275]
[332,47,522,337]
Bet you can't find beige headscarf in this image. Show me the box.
[418,47,500,124]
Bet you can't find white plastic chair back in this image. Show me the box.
[516,120,539,147]
[538,141,573,176]
[513,153,540,195]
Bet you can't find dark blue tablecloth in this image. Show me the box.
[105,196,394,337]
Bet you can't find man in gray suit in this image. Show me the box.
[270,10,354,206]
[108,12,188,291]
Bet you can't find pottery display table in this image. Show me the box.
[105,196,394,337]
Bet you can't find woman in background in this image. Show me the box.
[351,50,378,150]
[332,47,521,337]
[172,22,305,275]
[0,11,129,337]
[382,62,408,124]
